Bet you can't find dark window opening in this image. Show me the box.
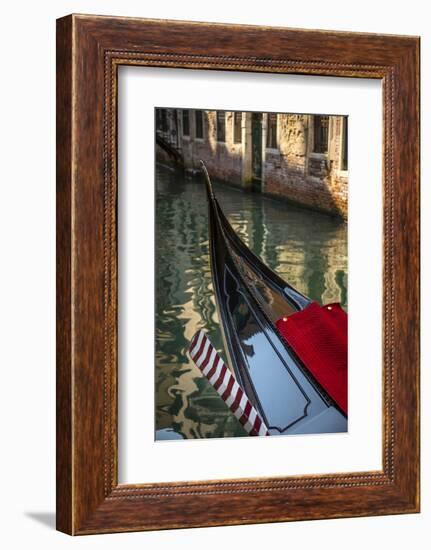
[233,112,242,143]
[266,113,278,149]
[342,117,348,170]
[156,108,168,133]
[216,111,226,142]
[195,110,203,139]
[182,110,190,136]
[313,115,329,154]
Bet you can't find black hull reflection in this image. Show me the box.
[202,162,347,435]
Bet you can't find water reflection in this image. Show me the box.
[155,164,347,440]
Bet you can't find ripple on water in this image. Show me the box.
[155,164,347,440]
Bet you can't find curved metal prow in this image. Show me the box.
[200,160,215,201]
[200,157,308,310]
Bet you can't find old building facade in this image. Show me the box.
[156,109,348,218]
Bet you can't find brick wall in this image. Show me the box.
[181,111,243,185]
[156,109,348,218]
[262,114,347,218]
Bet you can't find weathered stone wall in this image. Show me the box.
[156,109,348,218]
[263,114,348,218]
[181,111,243,185]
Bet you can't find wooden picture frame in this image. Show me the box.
[56,14,420,535]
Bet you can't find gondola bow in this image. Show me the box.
[200,160,347,436]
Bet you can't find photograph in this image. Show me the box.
[48,4,421,535]
[0,0,424,544]
[155,108,349,440]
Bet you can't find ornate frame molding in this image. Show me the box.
[57,15,419,534]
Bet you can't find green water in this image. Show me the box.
[155,164,347,440]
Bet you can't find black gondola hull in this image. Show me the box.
[202,162,347,435]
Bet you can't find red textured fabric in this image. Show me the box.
[276,302,348,415]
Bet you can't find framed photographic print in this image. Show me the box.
[56,14,420,534]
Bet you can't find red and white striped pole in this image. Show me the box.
[189,330,269,436]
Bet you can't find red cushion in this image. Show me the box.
[276,302,348,415]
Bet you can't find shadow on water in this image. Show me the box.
[155,164,347,440]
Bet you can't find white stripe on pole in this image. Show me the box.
[189,330,269,436]
[190,330,205,358]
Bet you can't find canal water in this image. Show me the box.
[155,164,347,441]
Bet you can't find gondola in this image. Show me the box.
[200,161,347,436]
